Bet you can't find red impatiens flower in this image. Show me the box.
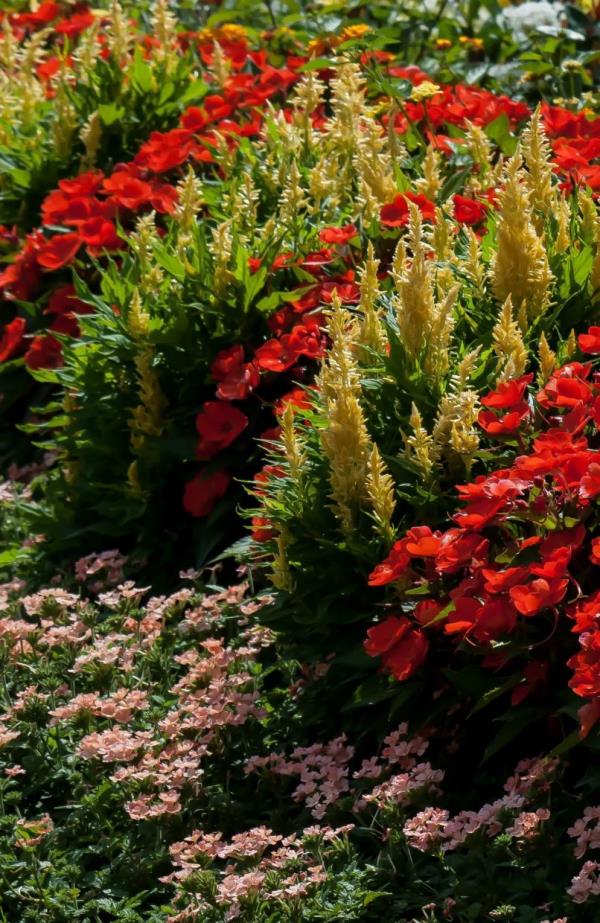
[480,374,533,410]
[368,540,412,586]
[382,628,429,680]
[183,469,231,517]
[44,284,93,317]
[413,598,446,628]
[445,596,518,643]
[482,565,529,593]
[364,614,428,681]
[255,324,323,372]
[135,129,197,173]
[195,401,248,460]
[274,387,312,416]
[319,224,357,245]
[36,233,81,270]
[509,578,569,616]
[579,326,600,354]
[78,217,122,251]
[435,530,489,573]
[537,364,594,409]
[54,10,95,37]
[58,170,105,197]
[364,615,409,657]
[211,345,260,401]
[380,192,435,228]
[0,317,26,363]
[569,631,600,701]
[478,403,529,436]
[581,463,600,500]
[591,538,600,565]
[452,194,488,225]
[24,313,80,370]
[11,1,59,30]
[102,171,155,210]
[404,526,441,557]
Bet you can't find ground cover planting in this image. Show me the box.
[2,1,600,920]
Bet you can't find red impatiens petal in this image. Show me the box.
[36,233,81,270]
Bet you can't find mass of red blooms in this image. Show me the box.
[3,43,598,374]
[366,332,600,737]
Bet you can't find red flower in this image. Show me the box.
[0,317,26,363]
[581,463,600,500]
[382,627,429,680]
[255,326,318,373]
[364,614,411,656]
[195,401,248,460]
[135,129,197,173]
[453,497,506,531]
[452,194,487,225]
[36,233,81,270]
[319,224,357,245]
[591,538,600,565]
[24,334,61,370]
[478,404,529,436]
[569,592,600,635]
[569,631,600,700]
[11,1,59,30]
[58,171,105,197]
[79,218,122,251]
[482,565,529,593]
[509,578,569,616]
[251,516,275,542]
[54,10,95,37]
[404,526,441,557]
[444,596,481,636]
[531,547,571,580]
[579,326,600,354]
[364,614,428,681]
[413,598,446,628]
[183,469,230,517]
[481,374,533,409]
[24,313,80,370]
[537,365,593,409]
[103,171,154,210]
[211,345,260,401]
[44,284,93,317]
[368,540,411,586]
[274,387,312,416]
[380,192,435,228]
[147,181,178,215]
[435,530,489,573]
[446,596,518,643]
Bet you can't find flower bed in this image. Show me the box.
[2,1,600,921]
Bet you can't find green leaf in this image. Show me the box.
[0,546,27,567]
[341,676,401,711]
[152,243,185,281]
[98,102,126,126]
[179,79,209,105]
[132,46,153,93]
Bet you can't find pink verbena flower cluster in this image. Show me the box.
[247,722,441,819]
[403,756,559,853]
[163,823,352,921]
[0,573,272,826]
